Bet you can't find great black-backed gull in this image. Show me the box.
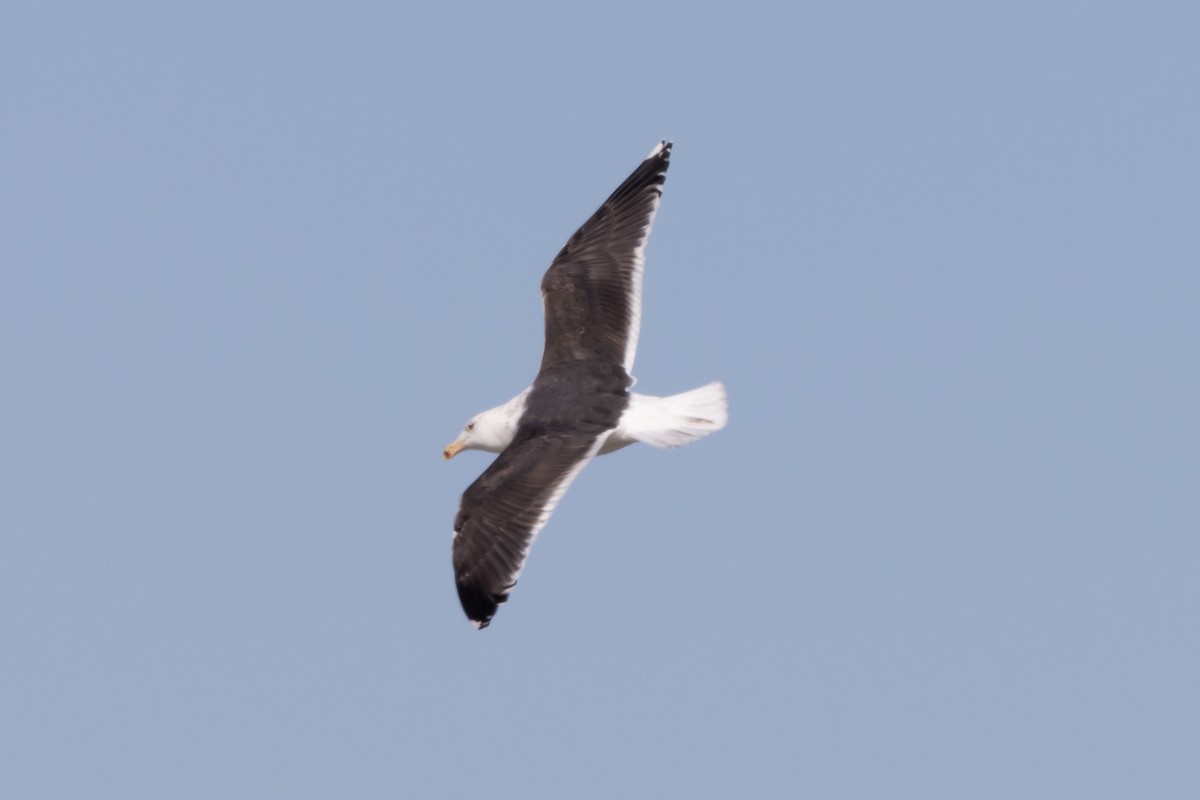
[443,141,728,629]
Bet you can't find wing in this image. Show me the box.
[451,429,603,629]
[538,141,671,375]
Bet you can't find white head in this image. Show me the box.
[442,389,528,459]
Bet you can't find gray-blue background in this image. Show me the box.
[3,2,1197,797]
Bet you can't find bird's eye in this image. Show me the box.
[466,421,475,432]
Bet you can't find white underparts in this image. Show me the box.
[469,381,728,457]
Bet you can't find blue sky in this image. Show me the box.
[3,2,1198,797]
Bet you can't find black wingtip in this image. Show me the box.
[456,578,506,630]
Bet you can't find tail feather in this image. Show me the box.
[624,381,728,449]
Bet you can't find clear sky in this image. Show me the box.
[3,2,1198,797]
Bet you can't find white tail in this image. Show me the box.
[615,381,729,450]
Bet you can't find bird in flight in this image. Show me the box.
[444,141,728,629]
